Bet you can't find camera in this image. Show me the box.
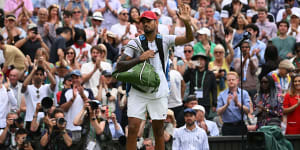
[219,69,226,73]
[20,136,31,150]
[57,118,66,126]
[31,27,38,34]
[106,92,111,98]
[88,100,99,110]
[10,120,17,129]
[39,97,53,113]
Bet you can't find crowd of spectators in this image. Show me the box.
[0,0,300,149]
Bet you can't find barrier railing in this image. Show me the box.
[208,135,300,150]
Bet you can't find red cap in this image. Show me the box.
[140,11,158,20]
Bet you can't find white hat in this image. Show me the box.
[291,11,300,18]
[151,8,161,16]
[106,31,117,39]
[117,7,128,14]
[192,105,206,114]
[27,23,37,30]
[197,27,211,37]
[92,12,104,21]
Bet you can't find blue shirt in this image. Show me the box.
[194,11,221,21]
[217,88,250,123]
[65,0,89,10]
[235,40,266,66]
[172,124,209,150]
[92,0,121,30]
[108,120,124,139]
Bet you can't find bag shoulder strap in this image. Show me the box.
[139,34,165,74]
[155,34,165,74]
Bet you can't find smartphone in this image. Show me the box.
[192,61,200,67]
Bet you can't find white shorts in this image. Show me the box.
[127,92,168,120]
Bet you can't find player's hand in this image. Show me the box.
[139,50,155,61]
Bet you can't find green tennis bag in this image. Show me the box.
[112,36,162,93]
[113,61,160,93]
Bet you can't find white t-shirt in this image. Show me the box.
[81,61,112,96]
[276,7,300,22]
[173,26,193,58]
[0,87,17,128]
[168,70,183,108]
[160,15,173,26]
[71,43,92,64]
[64,89,92,131]
[23,84,53,122]
[158,24,170,35]
[110,23,138,40]
[221,0,248,8]
[85,26,103,46]
[124,34,176,99]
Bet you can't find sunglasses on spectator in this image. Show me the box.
[296,50,300,53]
[93,19,102,22]
[73,11,81,14]
[66,52,74,55]
[121,13,129,16]
[241,46,250,49]
[184,50,192,53]
[36,90,40,99]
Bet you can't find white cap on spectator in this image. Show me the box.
[27,23,37,30]
[92,12,104,21]
[151,8,161,16]
[192,105,206,114]
[107,31,117,39]
[291,11,300,18]
[197,27,211,37]
[117,7,128,14]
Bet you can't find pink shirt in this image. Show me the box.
[4,0,33,18]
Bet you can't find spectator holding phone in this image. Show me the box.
[99,105,124,149]
[96,70,118,113]
[15,23,49,60]
[73,100,105,150]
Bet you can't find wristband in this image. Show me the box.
[66,66,70,70]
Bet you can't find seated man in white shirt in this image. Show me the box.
[193,105,219,136]
[110,8,138,44]
[152,8,170,35]
[172,108,209,150]
[276,0,300,22]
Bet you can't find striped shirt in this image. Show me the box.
[172,124,209,150]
